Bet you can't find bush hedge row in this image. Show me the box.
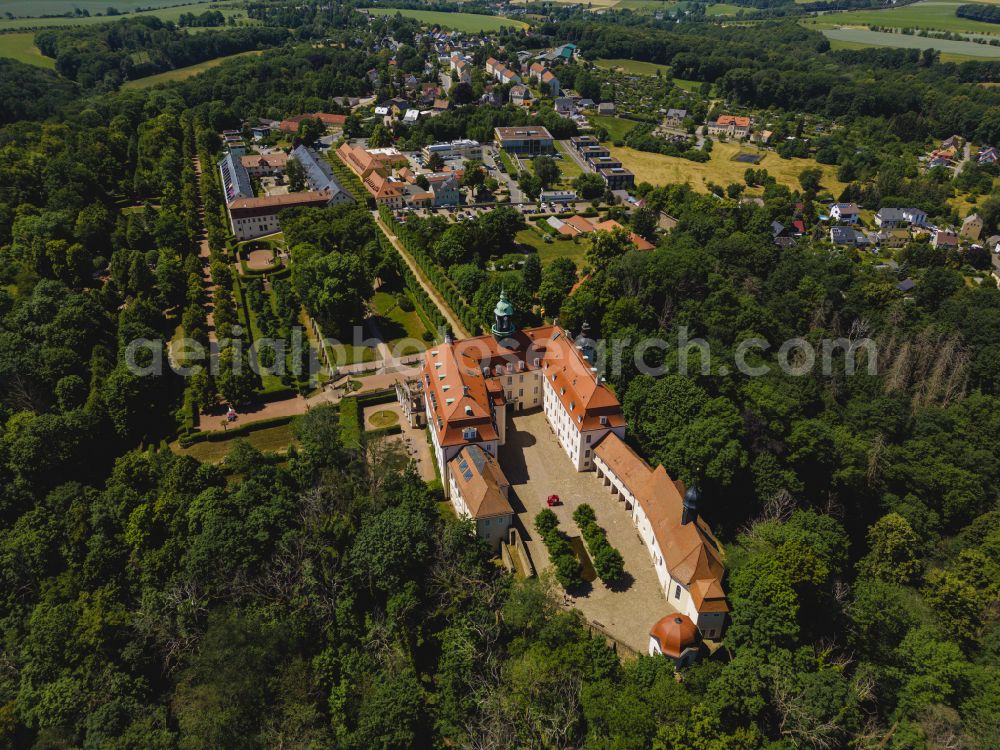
[534,509,583,589]
[340,396,362,449]
[178,414,298,448]
[378,207,482,336]
[572,504,625,584]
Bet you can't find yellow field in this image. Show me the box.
[122,50,262,88]
[610,140,847,195]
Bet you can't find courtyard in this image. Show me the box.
[498,409,679,654]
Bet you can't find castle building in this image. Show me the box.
[414,292,728,639]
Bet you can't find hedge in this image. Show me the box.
[178,414,298,448]
[534,509,583,589]
[356,389,396,408]
[366,424,403,439]
[572,503,625,584]
[340,396,362,449]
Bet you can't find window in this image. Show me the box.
[484,519,490,526]
[675,585,681,600]
[706,630,715,639]
[518,389,523,396]
[585,449,590,457]
[586,434,592,444]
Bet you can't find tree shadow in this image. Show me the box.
[605,571,636,594]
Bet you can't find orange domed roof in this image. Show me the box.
[650,614,698,658]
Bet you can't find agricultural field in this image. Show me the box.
[362,8,528,32]
[611,0,677,10]
[0,31,54,68]
[122,50,263,89]
[821,27,1000,59]
[0,1,247,30]
[0,0,212,15]
[804,0,1000,36]
[611,140,846,195]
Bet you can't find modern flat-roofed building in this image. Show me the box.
[598,166,635,191]
[494,126,554,156]
[422,139,482,161]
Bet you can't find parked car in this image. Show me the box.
[546,494,561,507]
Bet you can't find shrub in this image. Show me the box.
[573,503,626,585]
[573,503,597,528]
[534,509,559,536]
[398,294,415,312]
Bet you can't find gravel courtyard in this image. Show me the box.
[498,409,680,655]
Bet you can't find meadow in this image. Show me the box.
[589,114,639,141]
[0,0,209,15]
[805,0,1000,36]
[0,1,246,30]
[0,31,54,68]
[595,57,672,76]
[362,8,528,32]
[610,140,846,196]
[821,27,1000,59]
[121,49,263,88]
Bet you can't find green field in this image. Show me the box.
[589,115,639,141]
[362,8,528,32]
[806,0,1000,36]
[122,50,263,88]
[0,31,55,67]
[821,27,1000,58]
[0,2,248,30]
[595,57,672,76]
[515,228,590,268]
[371,291,431,354]
[707,3,742,15]
[172,421,298,464]
[0,0,213,15]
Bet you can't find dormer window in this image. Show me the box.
[465,405,473,416]
[435,362,442,369]
[446,398,454,405]
[600,416,608,426]
[569,401,575,410]
[442,385,450,391]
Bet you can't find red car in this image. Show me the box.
[546,494,561,507]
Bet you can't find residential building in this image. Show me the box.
[448,444,514,551]
[570,135,601,150]
[664,108,688,128]
[589,155,623,171]
[422,139,482,161]
[598,165,635,191]
[829,202,860,224]
[509,85,532,106]
[961,212,983,241]
[278,112,347,134]
[830,226,867,246]
[875,206,926,228]
[251,125,270,141]
[707,115,751,139]
[579,144,610,161]
[597,102,616,116]
[494,126,554,155]
[241,152,289,178]
[540,69,560,97]
[933,230,959,249]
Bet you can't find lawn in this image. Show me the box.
[612,0,678,9]
[595,58,673,76]
[172,421,298,464]
[371,290,432,354]
[0,1,248,30]
[819,27,1000,59]
[0,31,55,68]
[707,3,742,15]
[553,141,583,182]
[804,0,1000,36]
[589,115,639,141]
[515,228,590,268]
[611,140,846,195]
[362,8,528,32]
[122,50,263,89]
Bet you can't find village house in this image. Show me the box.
[829,202,860,224]
[664,108,688,128]
[830,226,867,247]
[874,206,927,229]
[413,292,728,640]
[597,102,616,116]
[961,212,983,241]
[240,152,288,178]
[509,85,532,106]
[554,97,575,116]
[933,229,960,249]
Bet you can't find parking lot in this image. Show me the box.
[498,409,679,654]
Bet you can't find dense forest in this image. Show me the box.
[956,3,1000,24]
[0,3,996,748]
[34,17,289,89]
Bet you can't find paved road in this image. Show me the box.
[373,213,471,338]
[559,139,592,176]
[439,72,452,94]
[483,146,523,203]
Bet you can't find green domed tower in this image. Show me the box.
[491,289,516,339]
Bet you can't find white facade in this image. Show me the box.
[592,450,725,639]
[447,472,512,550]
[422,139,482,161]
[232,212,281,241]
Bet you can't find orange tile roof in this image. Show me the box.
[594,433,727,611]
[450,444,513,518]
[716,115,751,127]
[650,614,698,658]
[592,219,655,251]
[240,153,288,169]
[563,215,596,234]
